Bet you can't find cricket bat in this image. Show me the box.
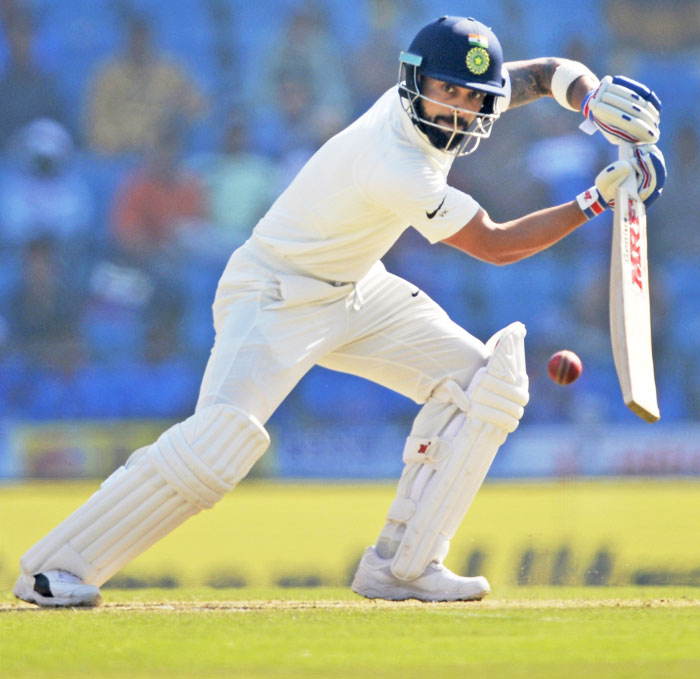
[609,142,660,422]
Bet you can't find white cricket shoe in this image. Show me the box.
[351,546,490,602]
[13,570,102,608]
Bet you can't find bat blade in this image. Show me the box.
[609,144,660,422]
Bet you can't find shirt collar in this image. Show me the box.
[390,86,455,171]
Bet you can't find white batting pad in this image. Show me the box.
[19,405,269,586]
[380,322,528,581]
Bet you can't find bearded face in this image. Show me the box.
[414,97,473,152]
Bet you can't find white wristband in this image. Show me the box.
[551,60,597,111]
[576,186,608,220]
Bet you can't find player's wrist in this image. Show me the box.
[551,60,597,112]
[576,186,609,220]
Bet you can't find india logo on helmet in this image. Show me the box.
[466,47,490,75]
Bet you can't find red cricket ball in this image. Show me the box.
[547,350,583,385]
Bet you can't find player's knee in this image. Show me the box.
[181,403,268,446]
[467,370,528,432]
[179,403,270,481]
[470,322,529,432]
[149,404,270,509]
[425,323,529,433]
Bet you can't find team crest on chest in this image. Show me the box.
[466,47,490,75]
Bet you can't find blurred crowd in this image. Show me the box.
[0,0,698,426]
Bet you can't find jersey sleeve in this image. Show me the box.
[402,184,481,243]
[362,154,481,243]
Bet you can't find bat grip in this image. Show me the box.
[618,141,639,197]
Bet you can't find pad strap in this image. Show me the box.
[403,436,449,466]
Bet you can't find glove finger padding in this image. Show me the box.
[633,143,666,207]
[594,159,635,207]
[600,83,660,126]
[577,143,666,219]
[590,96,659,141]
[611,75,662,113]
[583,75,661,145]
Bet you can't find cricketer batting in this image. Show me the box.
[14,16,665,607]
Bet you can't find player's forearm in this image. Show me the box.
[506,58,598,110]
[443,202,587,265]
[489,202,587,263]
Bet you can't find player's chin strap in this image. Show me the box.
[375,322,529,581]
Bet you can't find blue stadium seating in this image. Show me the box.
[72,152,140,242]
[663,260,700,356]
[0,0,695,427]
[0,249,21,316]
[629,54,700,134]
[179,258,221,355]
[297,365,414,424]
[80,304,147,364]
[119,358,199,418]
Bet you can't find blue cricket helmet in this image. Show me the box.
[407,16,506,95]
[398,16,509,155]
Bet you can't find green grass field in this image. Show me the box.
[2,480,700,677]
[2,586,700,678]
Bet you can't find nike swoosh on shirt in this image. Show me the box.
[426,196,446,219]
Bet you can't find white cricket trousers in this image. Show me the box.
[196,239,489,424]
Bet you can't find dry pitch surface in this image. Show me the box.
[3,587,700,679]
[4,594,700,612]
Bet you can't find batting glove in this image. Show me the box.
[582,75,661,145]
[576,144,666,220]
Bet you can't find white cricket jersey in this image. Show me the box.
[251,86,481,282]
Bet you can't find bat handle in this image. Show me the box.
[618,141,639,197]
